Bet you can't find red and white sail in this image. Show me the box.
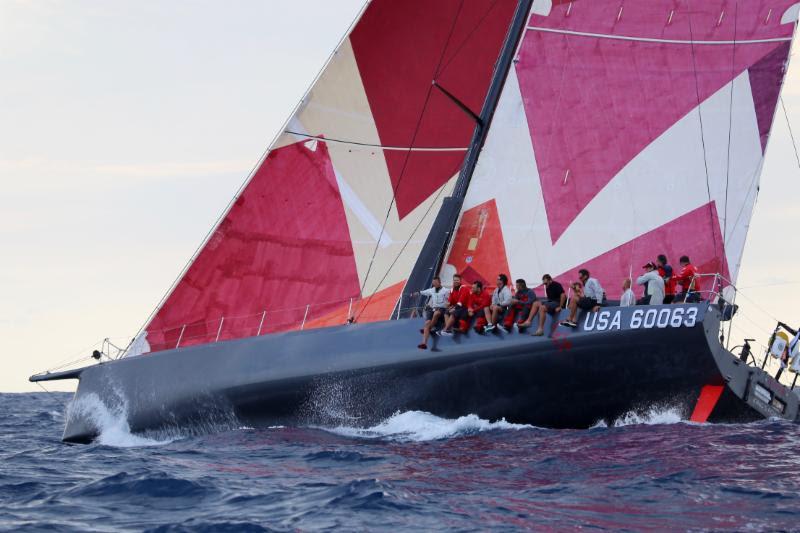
[132,0,519,354]
[442,0,798,298]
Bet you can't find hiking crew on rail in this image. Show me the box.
[413,253,708,348]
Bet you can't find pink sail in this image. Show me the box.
[134,0,518,354]
[442,0,797,299]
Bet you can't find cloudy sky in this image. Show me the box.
[2,1,799,392]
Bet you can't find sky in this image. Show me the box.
[1,1,799,392]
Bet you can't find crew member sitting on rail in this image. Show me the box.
[485,274,513,333]
[673,255,702,303]
[417,276,450,350]
[620,278,635,307]
[441,274,471,336]
[505,279,539,331]
[561,269,604,328]
[518,274,566,336]
[463,281,491,333]
[657,254,676,304]
[637,262,665,305]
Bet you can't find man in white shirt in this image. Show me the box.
[636,262,665,305]
[561,269,604,328]
[484,273,513,333]
[620,278,635,307]
[416,277,450,349]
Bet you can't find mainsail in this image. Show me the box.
[442,0,799,298]
[134,0,519,354]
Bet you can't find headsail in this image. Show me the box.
[442,0,798,298]
[134,0,519,354]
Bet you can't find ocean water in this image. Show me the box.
[2,393,800,531]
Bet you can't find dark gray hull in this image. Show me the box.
[32,304,800,443]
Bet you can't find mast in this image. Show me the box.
[400,0,534,314]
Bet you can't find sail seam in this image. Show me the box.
[285,132,468,151]
[526,26,791,45]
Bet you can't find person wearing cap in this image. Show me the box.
[636,262,665,305]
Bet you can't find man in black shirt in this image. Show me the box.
[519,274,566,336]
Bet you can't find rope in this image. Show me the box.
[722,1,739,245]
[358,0,466,296]
[355,174,456,322]
[685,0,723,264]
[436,0,503,80]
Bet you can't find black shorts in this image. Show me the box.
[425,307,446,320]
[544,301,560,314]
[447,306,468,320]
[577,297,598,311]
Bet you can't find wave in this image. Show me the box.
[67,393,175,448]
[324,410,534,442]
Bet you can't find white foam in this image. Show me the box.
[68,393,174,448]
[325,410,534,442]
[591,406,685,428]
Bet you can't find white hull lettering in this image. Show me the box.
[584,312,598,331]
[626,307,700,329]
[584,310,623,332]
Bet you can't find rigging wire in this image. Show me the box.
[436,0,503,79]
[358,0,466,296]
[685,0,723,267]
[354,175,456,322]
[722,1,739,247]
[781,96,800,170]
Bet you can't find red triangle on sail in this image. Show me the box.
[144,140,361,352]
[545,202,729,300]
[445,199,511,288]
[350,0,518,219]
[749,41,792,152]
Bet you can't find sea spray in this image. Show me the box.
[591,405,686,428]
[324,410,535,442]
[67,393,170,447]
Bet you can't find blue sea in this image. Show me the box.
[2,393,800,531]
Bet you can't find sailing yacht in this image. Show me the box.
[32,0,800,442]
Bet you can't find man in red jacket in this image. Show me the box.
[673,255,703,303]
[458,281,491,333]
[657,254,676,304]
[441,274,471,335]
